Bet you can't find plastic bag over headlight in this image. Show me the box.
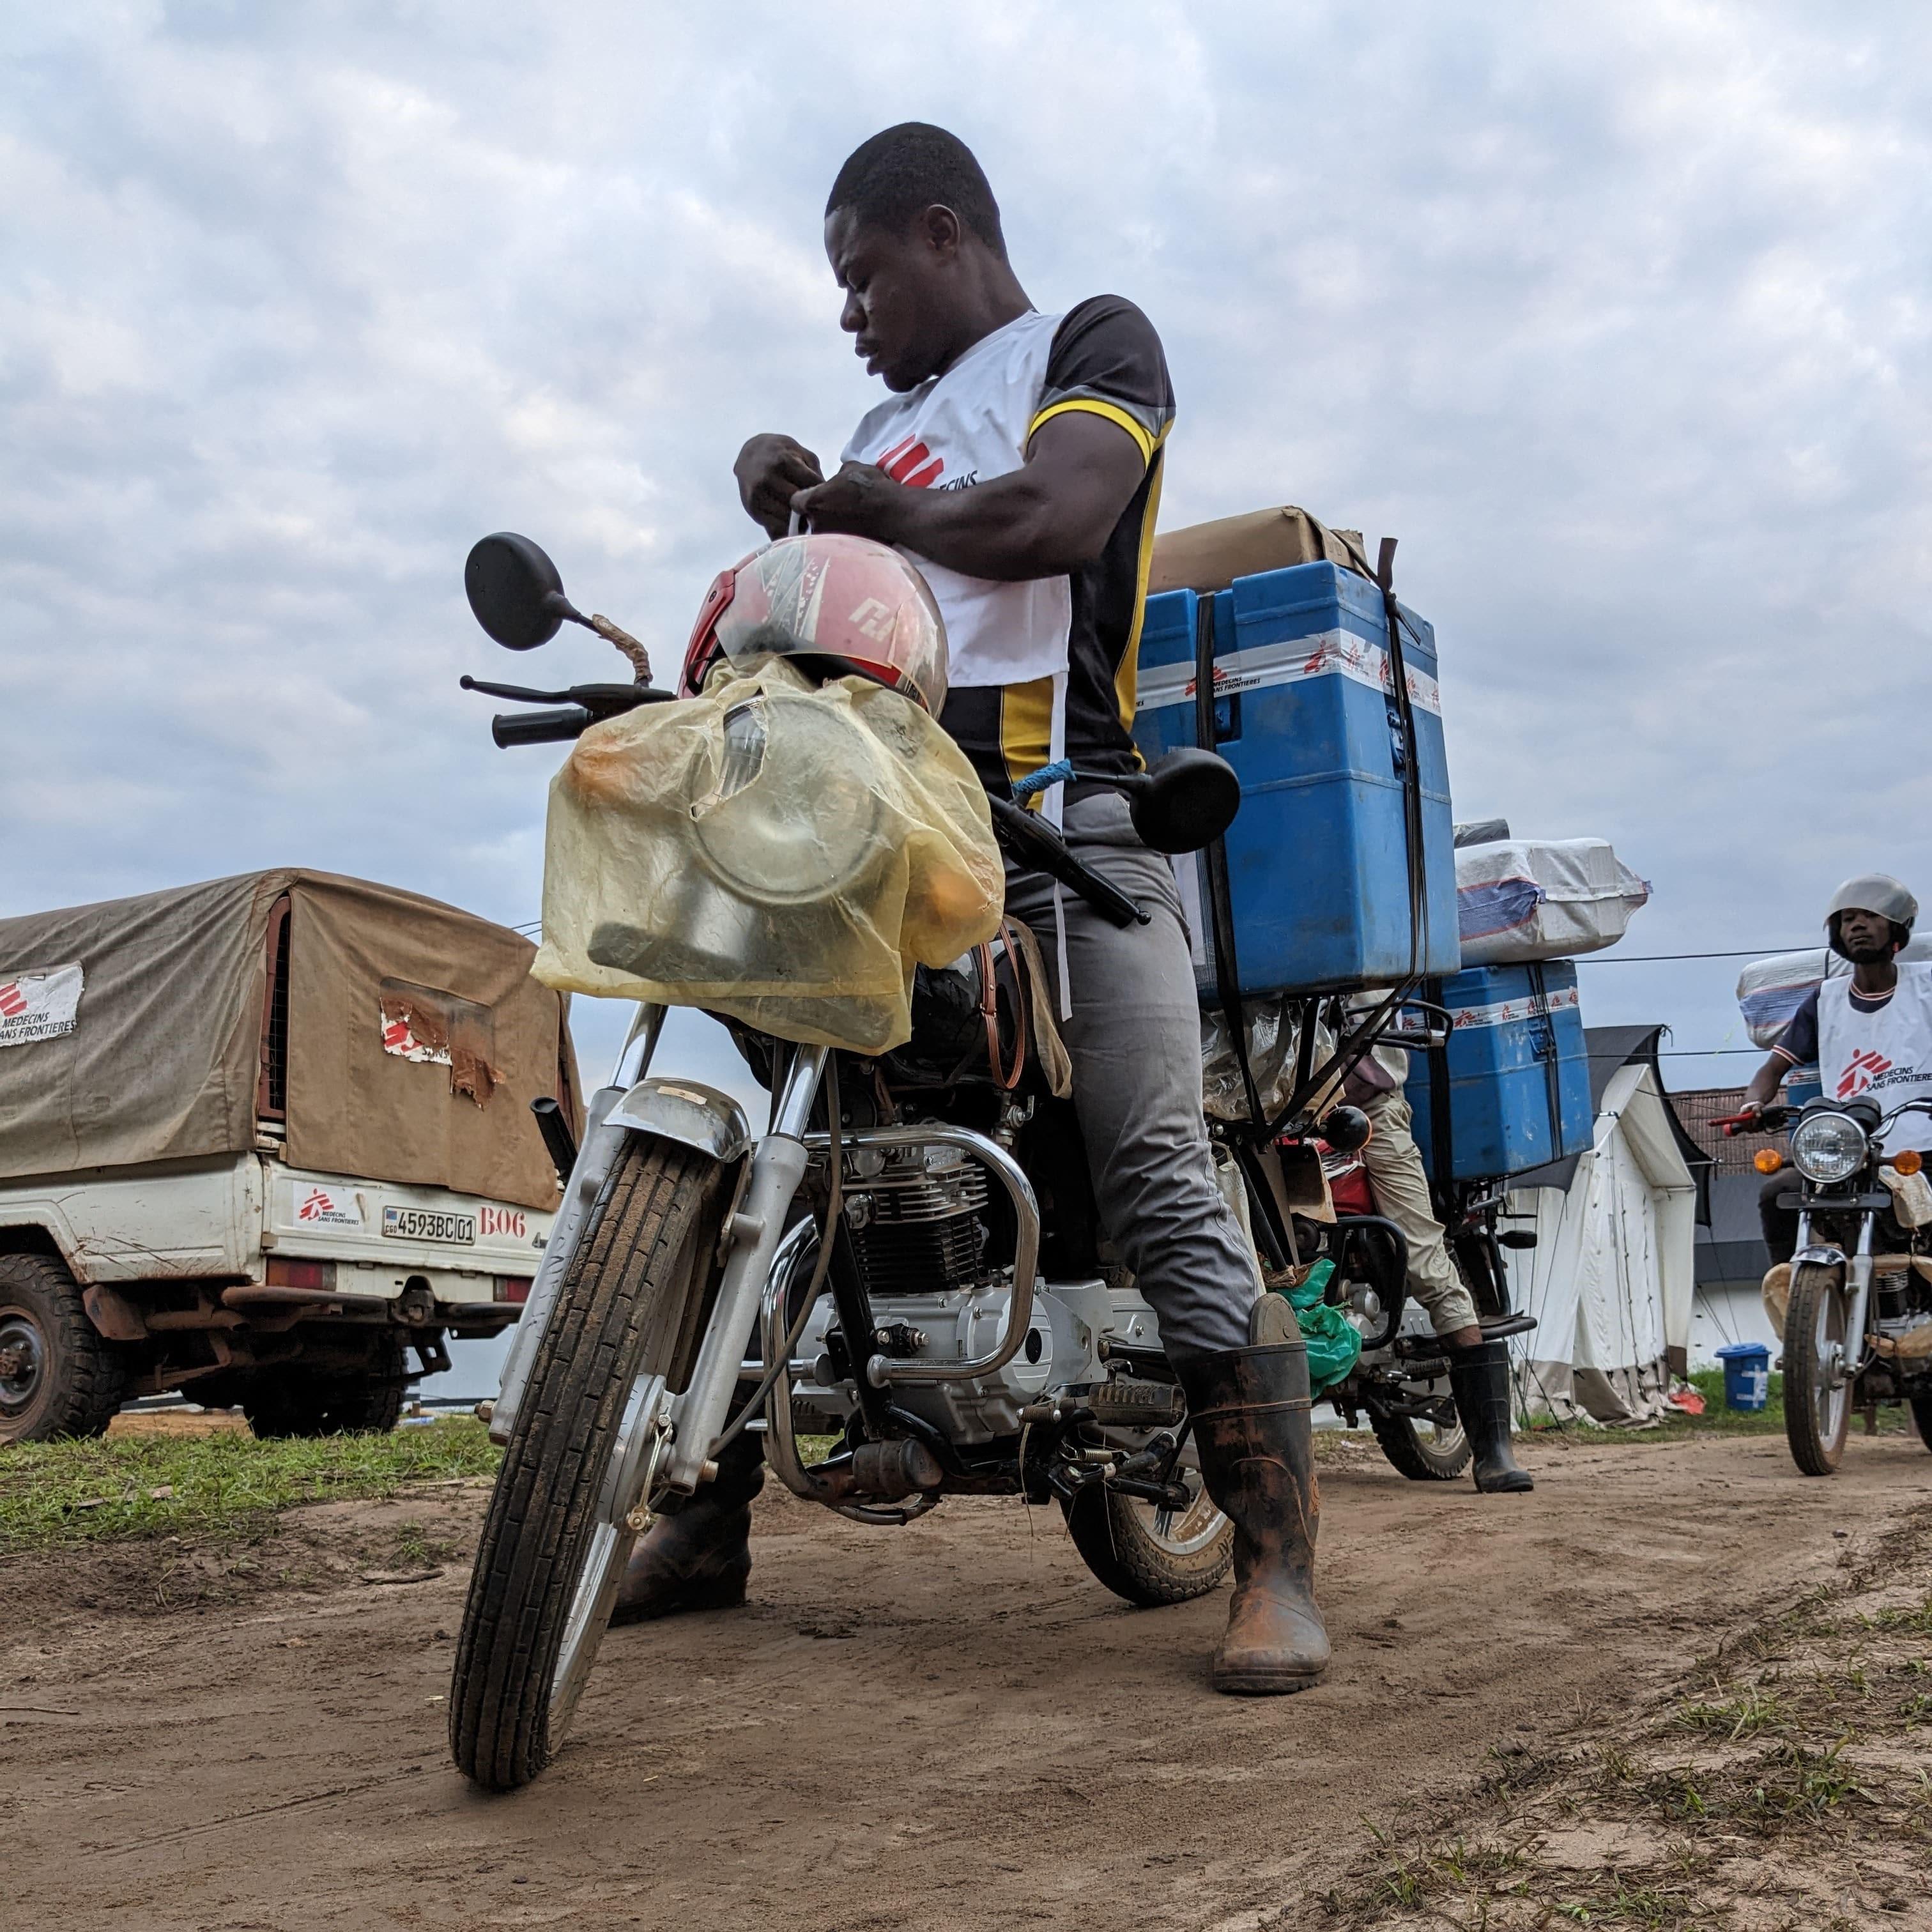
[691,690,885,905]
[1790,1110,1869,1185]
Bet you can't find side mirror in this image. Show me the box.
[1127,748,1241,855]
[1321,1105,1373,1154]
[464,532,585,650]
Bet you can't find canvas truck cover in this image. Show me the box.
[0,870,579,1211]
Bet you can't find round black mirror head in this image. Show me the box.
[464,532,581,650]
[1130,747,1241,854]
[1321,1105,1373,1154]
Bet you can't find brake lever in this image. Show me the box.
[461,675,675,719]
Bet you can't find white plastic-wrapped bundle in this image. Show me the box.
[1455,837,1650,966]
[1736,939,1932,1047]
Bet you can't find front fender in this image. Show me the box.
[1792,1244,1847,1271]
[607,1078,753,1165]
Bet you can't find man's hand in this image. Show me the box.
[735,434,825,538]
[789,463,910,544]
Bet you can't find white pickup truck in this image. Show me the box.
[0,870,581,1441]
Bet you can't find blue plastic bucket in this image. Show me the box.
[1715,1342,1772,1413]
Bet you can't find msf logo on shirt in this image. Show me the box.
[1838,1048,1895,1100]
[878,434,944,489]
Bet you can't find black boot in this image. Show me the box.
[1447,1338,1533,1494]
[1178,1302,1330,1696]
[611,1427,765,1624]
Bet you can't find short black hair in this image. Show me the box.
[825,123,1006,256]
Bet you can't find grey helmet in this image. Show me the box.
[1825,873,1917,958]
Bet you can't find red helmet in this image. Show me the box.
[679,533,949,714]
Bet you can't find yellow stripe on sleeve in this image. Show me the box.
[1026,397,1156,467]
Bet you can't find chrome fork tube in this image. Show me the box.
[1844,1213,1878,1375]
[661,1043,827,1494]
[491,1002,668,1443]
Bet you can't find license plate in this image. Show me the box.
[383,1206,475,1245]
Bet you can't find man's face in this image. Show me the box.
[824,206,960,394]
[1837,906,1896,963]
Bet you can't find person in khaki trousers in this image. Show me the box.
[1346,1034,1533,1494]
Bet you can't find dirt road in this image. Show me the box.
[6,1430,1930,1931]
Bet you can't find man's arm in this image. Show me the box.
[1740,987,1819,1117]
[788,410,1147,581]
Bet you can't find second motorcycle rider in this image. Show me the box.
[613,122,1327,1696]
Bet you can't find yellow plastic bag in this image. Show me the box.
[532,661,1003,1054]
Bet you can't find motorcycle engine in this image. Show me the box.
[841,1140,989,1297]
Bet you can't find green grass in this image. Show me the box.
[1526,1367,1912,1444]
[0,1419,500,1554]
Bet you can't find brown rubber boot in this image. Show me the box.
[1178,1299,1330,1696]
[611,1428,764,1625]
[1446,1338,1534,1494]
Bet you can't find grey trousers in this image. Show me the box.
[1002,792,1261,1365]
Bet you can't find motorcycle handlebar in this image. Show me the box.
[491,705,591,747]
[985,796,1149,930]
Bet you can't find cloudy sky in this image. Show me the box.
[6,0,1930,1112]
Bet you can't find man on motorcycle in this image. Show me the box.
[1343,1031,1533,1493]
[616,123,1326,1696]
[1740,874,1931,1318]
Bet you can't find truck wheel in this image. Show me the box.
[0,1251,130,1445]
[1369,1407,1473,1481]
[1061,1481,1232,1606]
[243,1338,407,1438]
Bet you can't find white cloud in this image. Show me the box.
[3,0,1930,1089]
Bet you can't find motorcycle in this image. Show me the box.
[1719,1096,1932,1473]
[449,531,1379,1790]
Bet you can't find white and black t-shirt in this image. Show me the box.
[841,296,1175,797]
[1775,963,1932,1151]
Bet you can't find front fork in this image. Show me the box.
[490,1004,830,1503]
[1793,1207,1877,1384]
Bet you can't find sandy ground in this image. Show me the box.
[5,1429,1931,1932]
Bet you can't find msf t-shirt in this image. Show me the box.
[841,297,1175,797]
[1774,963,1932,1151]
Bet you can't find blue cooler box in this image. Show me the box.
[1136,562,1458,996]
[1406,962,1594,1181]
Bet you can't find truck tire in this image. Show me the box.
[0,1251,130,1445]
[450,1137,730,1790]
[1369,1407,1473,1481]
[1062,1481,1232,1607]
[242,1338,408,1438]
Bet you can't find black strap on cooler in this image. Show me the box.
[1424,976,1455,1195]
[1375,539,1431,980]
[1195,595,1266,1129]
[1528,960,1563,1154]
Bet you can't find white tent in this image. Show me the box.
[1504,1027,1708,1425]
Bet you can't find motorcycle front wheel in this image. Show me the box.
[449,1137,730,1790]
[1783,1260,1853,1476]
[1062,1482,1232,1606]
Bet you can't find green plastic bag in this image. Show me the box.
[1276,1259,1361,1394]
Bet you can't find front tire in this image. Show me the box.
[1062,1479,1232,1606]
[1784,1261,1853,1476]
[0,1251,130,1445]
[449,1137,728,1790]
[1370,1406,1473,1482]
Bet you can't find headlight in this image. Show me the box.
[691,691,885,905]
[1790,1110,1869,1185]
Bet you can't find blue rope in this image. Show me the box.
[1010,758,1074,801]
